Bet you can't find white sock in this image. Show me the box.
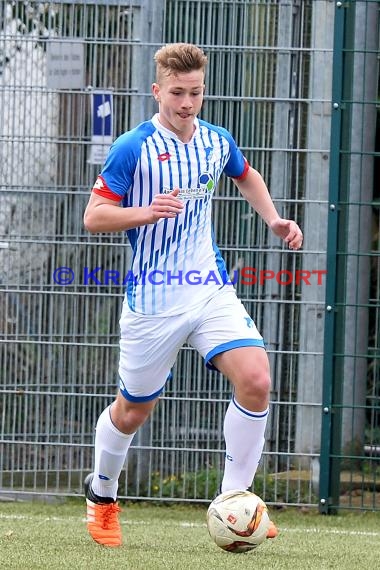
[221,396,268,492]
[91,405,135,500]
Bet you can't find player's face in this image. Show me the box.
[152,70,205,142]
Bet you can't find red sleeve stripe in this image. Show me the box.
[232,158,250,181]
[91,175,122,202]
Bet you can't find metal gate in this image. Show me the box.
[0,0,378,511]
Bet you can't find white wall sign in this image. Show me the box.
[47,41,85,89]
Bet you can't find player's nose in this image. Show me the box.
[181,95,193,109]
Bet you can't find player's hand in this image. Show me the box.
[148,188,184,222]
[270,218,303,250]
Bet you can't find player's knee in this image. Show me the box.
[126,408,149,431]
[239,367,271,402]
[115,408,150,433]
[112,397,154,433]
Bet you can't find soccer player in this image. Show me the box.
[83,43,303,547]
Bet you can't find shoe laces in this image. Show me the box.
[101,502,121,529]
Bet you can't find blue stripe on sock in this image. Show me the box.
[232,396,269,419]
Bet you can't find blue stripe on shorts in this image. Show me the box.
[205,338,266,371]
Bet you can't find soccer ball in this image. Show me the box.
[207,489,270,553]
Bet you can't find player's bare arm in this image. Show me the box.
[234,166,303,250]
[84,188,184,233]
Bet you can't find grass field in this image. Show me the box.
[1,499,380,569]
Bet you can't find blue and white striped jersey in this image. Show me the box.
[92,114,249,315]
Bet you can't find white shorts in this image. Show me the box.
[118,288,264,402]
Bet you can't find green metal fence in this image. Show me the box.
[0,0,378,512]
[320,0,379,513]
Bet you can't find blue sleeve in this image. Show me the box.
[218,126,248,178]
[100,121,155,199]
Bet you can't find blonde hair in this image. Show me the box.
[154,43,208,82]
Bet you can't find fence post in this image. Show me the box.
[319,0,345,515]
[295,0,334,466]
[130,0,165,127]
[127,0,165,496]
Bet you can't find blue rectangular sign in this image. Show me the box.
[92,92,113,137]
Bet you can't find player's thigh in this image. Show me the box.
[118,302,190,400]
[213,345,270,389]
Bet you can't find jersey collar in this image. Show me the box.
[151,113,199,144]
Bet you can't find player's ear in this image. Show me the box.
[152,83,160,103]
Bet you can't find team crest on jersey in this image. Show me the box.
[199,172,215,192]
[204,146,213,163]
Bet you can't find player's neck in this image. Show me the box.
[178,127,195,143]
[156,114,196,143]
